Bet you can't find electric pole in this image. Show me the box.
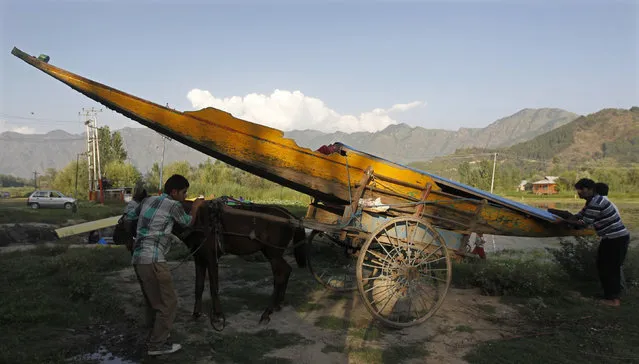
[158,134,171,194]
[33,171,38,189]
[80,107,103,202]
[489,152,498,253]
[74,152,86,199]
[490,152,497,194]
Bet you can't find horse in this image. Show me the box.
[173,197,308,329]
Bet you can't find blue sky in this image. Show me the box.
[0,0,637,135]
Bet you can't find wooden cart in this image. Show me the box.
[11,47,593,328]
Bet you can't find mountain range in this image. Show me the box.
[413,107,639,175]
[0,108,579,178]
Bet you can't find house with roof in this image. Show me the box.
[532,176,560,195]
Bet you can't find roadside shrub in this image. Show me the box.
[452,256,567,297]
[548,236,599,282]
[549,235,638,291]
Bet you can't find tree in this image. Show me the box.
[52,159,89,199]
[103,161,142,188]
[38,168,58,188]
[163,161,192,181]
[98,126,128,168]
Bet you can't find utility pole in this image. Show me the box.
[489,152,497,253]
[74,152,86,199]
[490,152,497,194]
[80,107,103,202]
[33,171,38,189]
[158,134,171,194]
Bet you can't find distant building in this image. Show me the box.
[517,180,528,192]
[532,176,559,195]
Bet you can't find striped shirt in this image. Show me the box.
[575,194,629,239]
[125,193,192,264]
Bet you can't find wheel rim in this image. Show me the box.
[307,230,357,292]
[356,217,452,328]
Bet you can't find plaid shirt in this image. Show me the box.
[125,193,192,264]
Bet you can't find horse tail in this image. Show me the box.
[292,227,307,268]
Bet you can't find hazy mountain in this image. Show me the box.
[0,108,578,178]
[285,108,578,163]
[412,107,639,176]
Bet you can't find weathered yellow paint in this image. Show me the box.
[12,47,593,238]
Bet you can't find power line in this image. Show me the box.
[0,113,81,124]
[0,137,85,142]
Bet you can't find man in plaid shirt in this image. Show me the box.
[125,174,203,356]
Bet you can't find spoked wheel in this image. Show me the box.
[306,230,358,292]
[356,217,452,328]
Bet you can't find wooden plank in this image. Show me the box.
[413,183,432,218]
[55,216,121,238]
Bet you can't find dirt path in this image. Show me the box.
[105,256,521,364]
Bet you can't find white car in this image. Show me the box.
[27,190,77,210]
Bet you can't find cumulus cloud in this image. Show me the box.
[0,120,36,134]
[186,89,424,133]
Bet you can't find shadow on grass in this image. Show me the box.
[0,245,134,364]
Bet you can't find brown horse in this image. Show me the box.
[175,198,308,329]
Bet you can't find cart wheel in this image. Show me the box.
[306,230,357,292]
[356,217,452,328]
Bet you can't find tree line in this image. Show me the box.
[5,123,638,201]
[3,126,309,203]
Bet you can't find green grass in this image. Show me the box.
[205,329,312,364]
[314,315,351,330]
[465,292,639,364]
[0,198,124,225]
[461,237,639,364]
[455,325,475,333]
[0,245,132,364]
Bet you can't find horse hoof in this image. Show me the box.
[259,316,271,325]
[192,312,202,319]
[210,314,226,331]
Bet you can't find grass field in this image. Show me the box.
[0,198,125,225]
[1,197,638,363]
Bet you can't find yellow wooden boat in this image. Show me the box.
[11,46,590,239]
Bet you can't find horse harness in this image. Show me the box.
[205,199,306,258]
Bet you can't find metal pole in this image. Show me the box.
[75,153,80,199]
[92,126,98,200]
[490,152,497,252]
[85,121,92,199]
[490,152,497,194]
[158,136,166,194]
[93,116,104,204]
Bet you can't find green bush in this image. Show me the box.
[549,235,639,291]
[548,236,600,282]
[452,255,567,297]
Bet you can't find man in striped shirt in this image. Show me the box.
[125,174,204,355]
[567,178,630,307]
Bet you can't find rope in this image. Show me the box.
[169,240,204,272]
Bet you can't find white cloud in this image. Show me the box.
[0,120,36,134]
[186,89,424,133]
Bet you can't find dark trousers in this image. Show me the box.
[597,235,630,300]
